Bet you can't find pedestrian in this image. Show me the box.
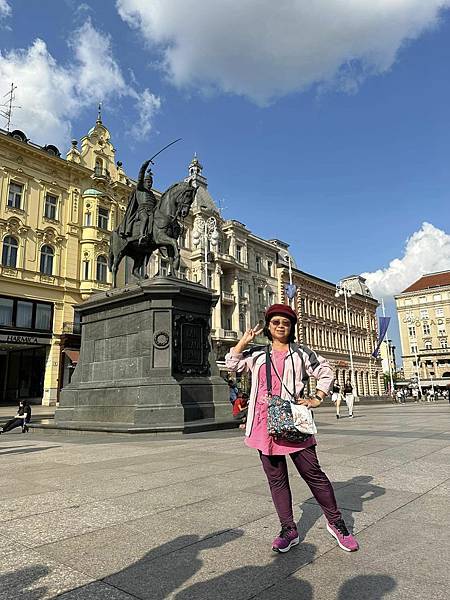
[232,392,248,429]
[0,400,31,434]
[331,381,343,419]
[395,388,404,404]
[227,379,238,405]
[343,380,354,418]
[225,303,358,554]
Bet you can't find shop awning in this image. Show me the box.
[63,349,79,364]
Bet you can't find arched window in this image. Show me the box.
[40,245,54,275]
[96,255,108,283]
[2,235,18,267]
[95,158,103,176]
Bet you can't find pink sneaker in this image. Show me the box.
[272,526,299,553]
[326,519,359,552]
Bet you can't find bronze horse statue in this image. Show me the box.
[108,180,196,287]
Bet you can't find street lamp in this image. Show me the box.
[335,282,357,397]
[192,212,219,287]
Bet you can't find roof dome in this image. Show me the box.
[83,188,103,197]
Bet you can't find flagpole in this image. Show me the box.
[381,299,394,397]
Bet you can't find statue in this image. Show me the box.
[109,158,196,287]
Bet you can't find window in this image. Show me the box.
[40,245,54,275]
[255,255,261,273]
[0,297,13,326]
[179,229,188,248]
[97,207,109,230]
[408,326,416,337]
[44,194,58,220]
[419,296,427,304]
[83,260,89,280]
[7,182,23,209]
[425,341,432,350]
[436,307,444,317]
[1,235,18,267]
[160,259,168,277]
[239,313,246,332]
[438,327,446,336]
[423,323,431,336]
[207,271,213,289]
[16,301,33,328]
[267,260,273,277]
[179,266,188,280]
[258,287,264,305]
[84,212,92,226]
[405,299,412,305]
[410,344,418,354]
[433,294,441,301]
[238,280,244,297]
[268,290,275,305]
[35,303,52,330]
[95,158,103,176]
[236,244,242,262]
[96,255,108,283]
[440,339,448,349]
[420,309,428,319]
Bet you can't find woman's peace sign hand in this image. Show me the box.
[234,325,264,353]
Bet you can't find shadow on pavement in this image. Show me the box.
[337,574,396,599]
[298,474,386,536]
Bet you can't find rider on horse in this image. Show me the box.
[118,159,158,245]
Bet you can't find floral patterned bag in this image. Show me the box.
[265,347,311,442]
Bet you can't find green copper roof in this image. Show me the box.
[83,188,103,196]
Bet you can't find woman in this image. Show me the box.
[232,392,248,429]
[343,380,354,418]
[331,381,342,419]
[225,304,358,553]
[0,400,31,434]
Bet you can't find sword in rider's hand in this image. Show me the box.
[147,138,182,165]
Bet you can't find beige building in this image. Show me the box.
[279,263,383,396]
[0,116,133,405]
[395,271,450,386]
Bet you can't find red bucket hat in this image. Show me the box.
[265,304,297,324]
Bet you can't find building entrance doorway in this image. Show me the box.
[0,345,47,404]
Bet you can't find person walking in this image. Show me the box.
[331,381,343,419]
[0,400,31,434]
[225,304,358,554]
[227,379,239,405]
[343,380,354,418]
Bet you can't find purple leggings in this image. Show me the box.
[259,446,341,528]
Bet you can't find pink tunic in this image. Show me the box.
[245,348,316,455]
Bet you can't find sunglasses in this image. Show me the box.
[269,319,292,327]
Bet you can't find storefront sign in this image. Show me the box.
[0,333,51,345]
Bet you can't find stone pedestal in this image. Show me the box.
[55,277,230,432]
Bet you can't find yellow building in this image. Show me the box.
[395,271,450,386]
[0,116,133,405]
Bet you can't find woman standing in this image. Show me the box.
[343,380,354,418]
[225,304,358,553]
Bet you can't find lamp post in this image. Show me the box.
[380,298,395,397]
[335,282,357,397]
[192,213,219,287]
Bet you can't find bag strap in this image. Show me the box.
[265,345,297,400]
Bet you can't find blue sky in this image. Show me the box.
[2,0,450,356]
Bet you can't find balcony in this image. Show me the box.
[92,168,111,182]
[221,290,235,304]
[224,330,238,339]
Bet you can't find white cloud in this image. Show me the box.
[0,20,160,149]
[0,0,11,19]
[116,0,450,105]
[362,223,450,299]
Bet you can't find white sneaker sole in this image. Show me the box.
[326,523,356,552]
[272,536,300,553]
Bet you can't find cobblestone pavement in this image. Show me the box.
[0,401,449,599]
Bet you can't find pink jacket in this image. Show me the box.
[225,343,333,437]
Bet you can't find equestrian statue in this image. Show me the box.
[109,152,196,287]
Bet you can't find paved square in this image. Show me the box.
[0,402,449,599]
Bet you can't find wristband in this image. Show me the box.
[314,394,323,403]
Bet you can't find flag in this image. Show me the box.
[285,283,297,300]
[371,316,390,358]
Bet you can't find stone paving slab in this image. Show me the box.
[0,402,448,599]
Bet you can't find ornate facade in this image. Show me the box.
[395,271,450,385]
